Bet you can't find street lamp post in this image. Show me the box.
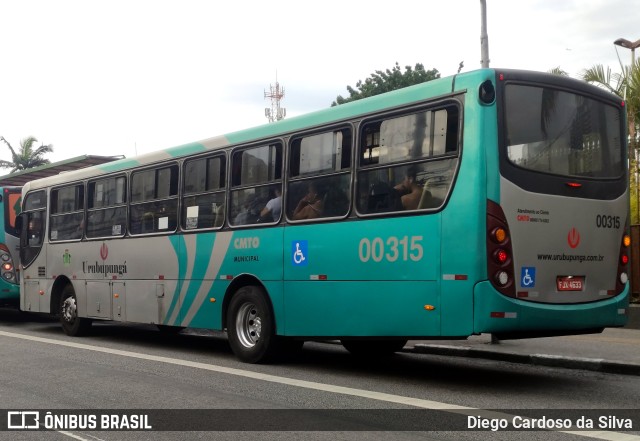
[616,38,640,301]
[614,37,640,66]
[480,0,490,68]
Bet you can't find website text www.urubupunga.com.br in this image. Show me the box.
[537,253,604,263]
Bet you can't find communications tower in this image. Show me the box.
[264,77,286,123]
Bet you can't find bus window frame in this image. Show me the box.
[353,99,463,218]
[3,187,22,238]
[86,174,128,240]
[49,182,85,243]
[496,73,627,200]
[228,140,284,228]
[180,152,228,232]
[20,189,47,268]
[129,162,180,236]
[285,125,354,224]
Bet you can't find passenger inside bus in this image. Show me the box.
[393,166,423,210]
[260,187,282,222]
[234,194,259,225]
[213,202,225,227]
[321,184,350,217]
[292,182,325,220]
[28,217,42,246]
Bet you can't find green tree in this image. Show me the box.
[332,62,440,106]
[626,60,640,139]
[0,136,54,172]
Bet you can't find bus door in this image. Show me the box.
[19,190,47,312]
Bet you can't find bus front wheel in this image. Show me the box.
[227,286,278,363]
[60,285,92,336]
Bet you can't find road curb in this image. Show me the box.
[626,303,640,329]
[408,344,640,376]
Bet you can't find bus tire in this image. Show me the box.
[341,339,407,357]
[227,286,278,363]
[60,284,92,336]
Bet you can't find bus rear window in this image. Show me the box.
[4,188,22,237]
[504,84,624,179]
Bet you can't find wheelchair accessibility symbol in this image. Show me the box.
[520,267,536,288]
[292,240,308,266]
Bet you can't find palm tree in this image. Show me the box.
[548,66,568,76]
[582,61,639,150]
[582,64,626,94]
[0,136,54,172]
[583,61,640,223]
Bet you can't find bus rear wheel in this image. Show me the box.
[60,284,92,336]
[227,286,278,363]
[341,339,408,357]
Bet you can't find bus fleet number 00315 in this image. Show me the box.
[358,236,424,263]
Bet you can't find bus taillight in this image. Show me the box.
[0,244,17,283]
[494,249,509,264]
[491,227,507,244]
[487,200,515,297]
[495,271,510,286]
[617,233,631,292]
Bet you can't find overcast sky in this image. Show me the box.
[1,0,638,166]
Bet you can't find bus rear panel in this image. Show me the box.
[0,187,21,305]
[476,70,629,338]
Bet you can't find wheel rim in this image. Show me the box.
[235,302,262,348]
[61,296,77,324]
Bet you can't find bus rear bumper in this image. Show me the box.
[473,281,629,337]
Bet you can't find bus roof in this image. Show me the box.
[22,72,461,192]
[0,155,124,187]
[21,68,620,192]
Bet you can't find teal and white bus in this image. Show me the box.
[18,69,630,363]
[0,187,21,306]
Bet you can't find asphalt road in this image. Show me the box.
[0,308,639,441]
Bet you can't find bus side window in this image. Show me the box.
[182,155,226,230]
[287,128,352,222]
[50,184,84,241]
[230,143,282,227]
[130,165,179,235]
[87,176,127,238]
[356,105,460,215]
